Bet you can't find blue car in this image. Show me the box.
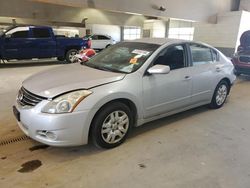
[0,26,90,63]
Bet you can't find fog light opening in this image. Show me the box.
[37,130,57,140]
[46,131,57,140]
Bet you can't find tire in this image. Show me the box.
[91,102,132,149]
[105,44,111,48]
[209,80,229,109]
[57,57,65,61]
[65,49,78,63]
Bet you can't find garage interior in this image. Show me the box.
[1,0,250,187]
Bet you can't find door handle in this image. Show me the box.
[215,65,224,72]
[216,67,221,72]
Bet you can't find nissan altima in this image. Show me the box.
[13,38,236,148]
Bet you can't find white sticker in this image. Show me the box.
[132,49,150,56]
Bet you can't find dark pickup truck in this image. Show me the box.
[0,26,90,63]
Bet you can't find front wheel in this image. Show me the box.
[65,49,78,63]
[91,102,132,149]
[57,57,65,61]
[210,80,229,109]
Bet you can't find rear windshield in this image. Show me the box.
[84,42,160,73]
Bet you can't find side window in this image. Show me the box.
[32,28,50,38]
[190,44,213,66]
[98,35,109,40]
[154,45,185,70]
[91,35,98,40]
[11,30,29,38]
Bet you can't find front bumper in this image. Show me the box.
[14,101,91,146]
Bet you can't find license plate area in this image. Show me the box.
[13,106,20,121]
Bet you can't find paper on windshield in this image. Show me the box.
[132,49,150,56]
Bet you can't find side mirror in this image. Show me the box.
[147,64,170,74]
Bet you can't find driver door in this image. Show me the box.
[142,44,192,118]
[3,27,33,59]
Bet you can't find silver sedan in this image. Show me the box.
[13,38,236,148]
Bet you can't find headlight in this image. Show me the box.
[41,90,92,114]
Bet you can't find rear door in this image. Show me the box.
[30,27,57,58]
[188,43,217,104]
[3,27,33,59]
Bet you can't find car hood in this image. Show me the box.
[22,63,125,98]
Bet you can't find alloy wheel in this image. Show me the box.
[101,110,129,144]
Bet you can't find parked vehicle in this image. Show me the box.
[232,30,250,76]
[83,34,116,50]
[13,38,236,148]
[72,48,96,63]
[0,26,90,63]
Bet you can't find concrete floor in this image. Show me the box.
[1,61,250,188]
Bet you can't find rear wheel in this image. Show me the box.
[65,49,78,63]
[91,102,132,149]
[210,80,229,109]
[105,44,111,48]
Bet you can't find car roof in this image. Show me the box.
[130,38,187,45]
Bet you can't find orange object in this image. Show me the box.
[130,58,138,64]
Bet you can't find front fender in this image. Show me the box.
[75,80,143,125]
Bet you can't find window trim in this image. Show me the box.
[144,42,190,76]
[188,42,216,67]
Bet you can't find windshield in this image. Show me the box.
[84,42,159,73]
[0,26,16,36]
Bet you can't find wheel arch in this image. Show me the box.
[87,98,138,142]
[219,77,232,94]
[64,46,81,56]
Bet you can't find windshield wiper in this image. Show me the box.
[83,63,126,73]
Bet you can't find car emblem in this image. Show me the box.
[18,91,24,101]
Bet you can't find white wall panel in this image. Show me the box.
[194,11,242,49]
[240,0,250,11]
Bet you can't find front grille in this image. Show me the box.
[17,87,46,107]
[239,56,250,63]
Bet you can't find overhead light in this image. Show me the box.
[158,6,166,11]
[124,12,143,16]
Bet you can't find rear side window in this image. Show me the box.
[98,35,110,40]
[32,28,50,38]
[91,35,98,40]
[11,31,29,38]
[190,44,213,66]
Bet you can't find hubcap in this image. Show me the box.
[69,51,77,62]
[216,84,228,105]
[101,111,129,144]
